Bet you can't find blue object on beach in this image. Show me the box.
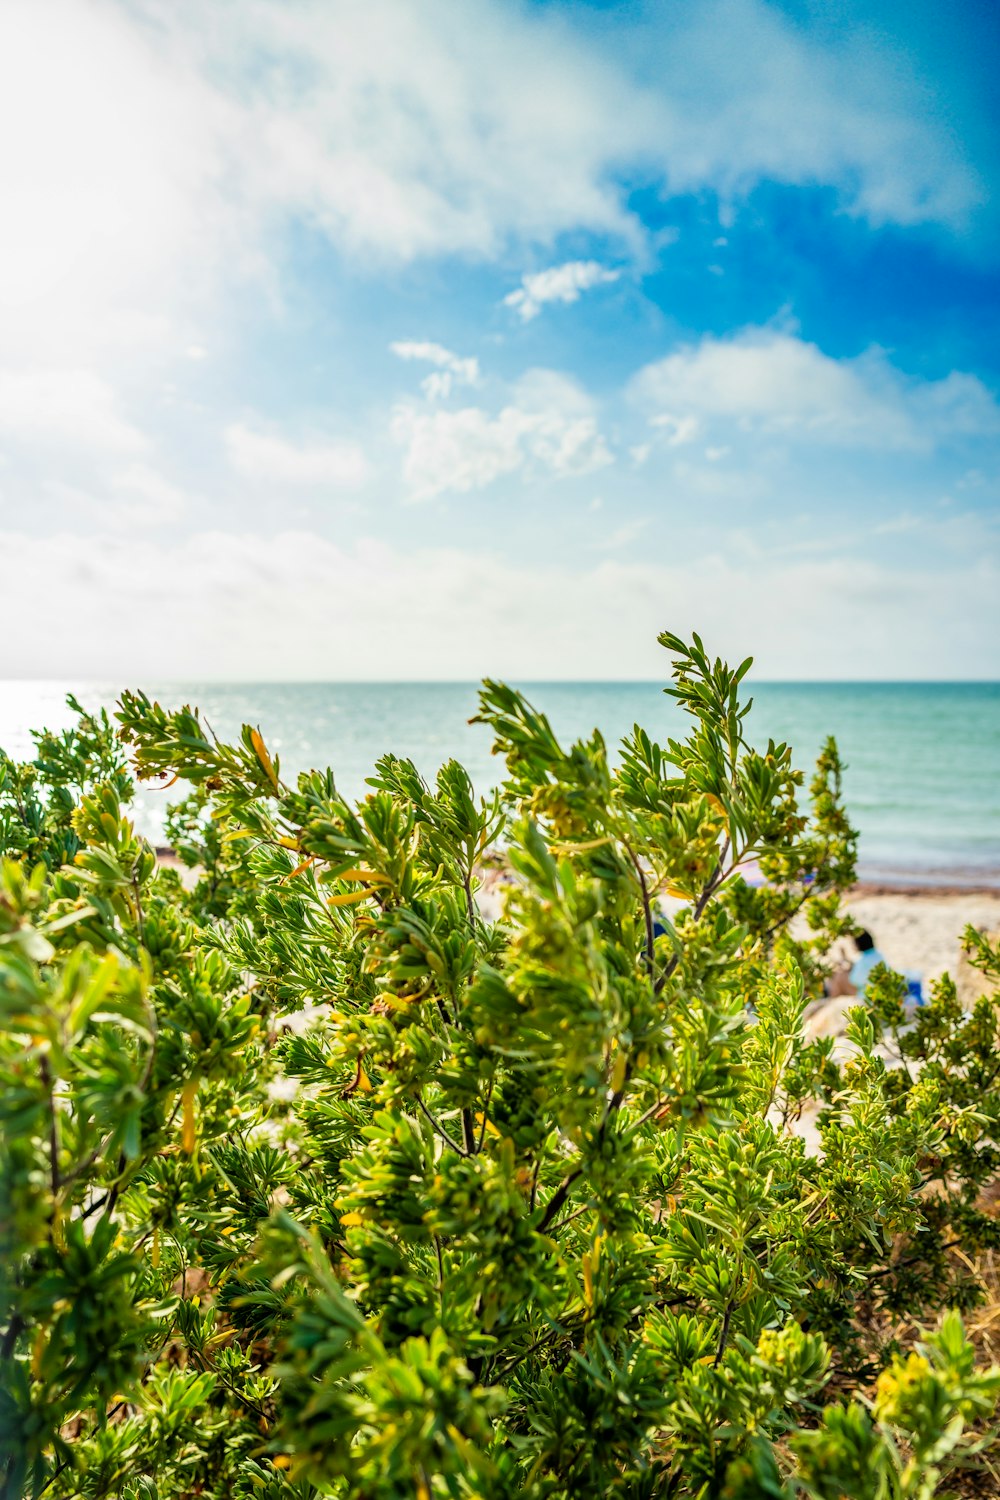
[905,975,923,1005]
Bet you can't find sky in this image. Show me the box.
[1,0,998,681]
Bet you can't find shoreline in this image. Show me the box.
[851,879,1000,897]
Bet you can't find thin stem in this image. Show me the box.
[462,867,477,933]
[713,1298,735,1368]
[537,1166,584,1233]
[476,1076,496,1154]
[40,1055,60,1204]
[130,863,146,948]
[415,1094,468,1157]
[529,1158,540,1214]
[621,839,655,980]
[546,1203,593,1236]
[434,1235,445,1316]
[654,848,732,997]
[628,1096,669,1134]
[1,1313,24,1363]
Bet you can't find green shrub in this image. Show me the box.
[1,630,998,1499]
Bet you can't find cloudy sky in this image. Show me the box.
[1,0,998,680]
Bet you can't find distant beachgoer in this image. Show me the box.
[825,929,889,999]
[848,930,889,996]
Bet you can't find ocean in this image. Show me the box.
[1,680,998,886]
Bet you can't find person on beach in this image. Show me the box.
[825,929,889,999]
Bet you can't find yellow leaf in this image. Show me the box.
[475,1111,501,1139]
[357,1067,373,1093]
[250,727,280,793]
[284,857,315,881]
[339,1211,364,1227]
[609,1048,628,1094]
[582,1251,594,1307]
[663,881,692,900]
[272,1455,292,1470]
[276,836,300,850]
[336,867,393,885]
[550,836,612,854]
[328,888,374,907]
[181,1078,198,1155]
[151,1229,160,1269]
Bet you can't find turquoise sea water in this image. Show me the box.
[1,681,998,884]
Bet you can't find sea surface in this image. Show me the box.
[1,680,998,886]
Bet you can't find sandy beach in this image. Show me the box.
[837,884,1000,998]
[788,882,998,1052]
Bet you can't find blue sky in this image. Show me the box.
[0,0,997,679]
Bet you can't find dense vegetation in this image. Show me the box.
[2,631,999,1499]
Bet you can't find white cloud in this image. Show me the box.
[650,413,700,448]
[504,261,620,321]
[0,0,982,389]
[0,369,145,454]
[181,0,983,258]
[0,0,982,406]
[0,0,230,364]
[391,371,612,500]
[635,0,983,231]
[39,463,191,532]
[632,332,1000,451]
[390,341,480,400]
[1,529,997,681]
[168,0,644,269]
[225,424,369,488]
[600,518,650,550]
[110,464,190,524]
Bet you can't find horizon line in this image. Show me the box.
[2,677,999,689]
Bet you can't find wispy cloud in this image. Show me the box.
[0,368,145,453]
[390,342,480,400]
[503,262,620,321]
[3,528,997,681]
[632,331,1000,452]
[225,424,369,488]
[391,370,612,500]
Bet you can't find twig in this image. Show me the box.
[415,1094,468,1157]
[40,1055,60,1203]
[476,1076,496,1154]
[537,1166,584,1233]
[545,1203,593,1235]
[713,1298,734,1367]
[621,839,655,980]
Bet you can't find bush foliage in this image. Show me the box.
[2,630,1000,1499]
